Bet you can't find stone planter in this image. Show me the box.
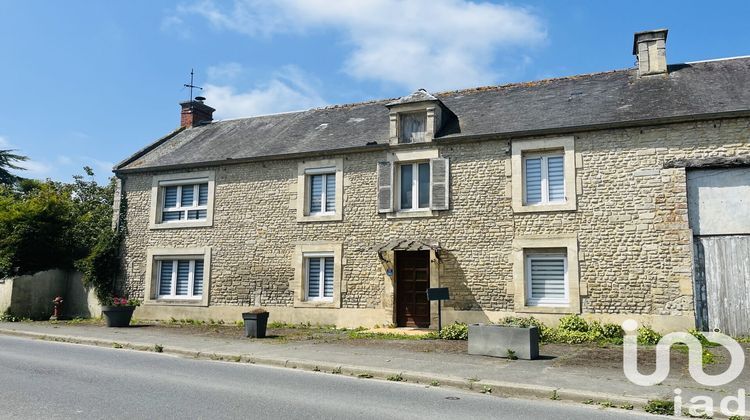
[468,324,539,360]
[101,306,136,327]
[242,312,269,338]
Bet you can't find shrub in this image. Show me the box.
[558,314,589,332]
[637,325,662,345]
[439,322,468,340]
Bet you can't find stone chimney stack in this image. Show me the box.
[180,99,215,128]
[633,29,668,77]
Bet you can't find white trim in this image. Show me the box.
[522,151,565,206]
[304,252,334,302]
[525,254,569,307]
[149,171,215,229]
[156,258,204,301]
[395,162,430,211]
[296,159,344,222]
[307,172,336,216]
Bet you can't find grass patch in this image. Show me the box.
[347,330,425,340]
[386,373,404,382]
[153,344,163,353]
[644,399,674,416]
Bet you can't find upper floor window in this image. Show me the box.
[150,171,215,229]
[511,137,576,213]
[162,183,209,222]
[308,170,336,215]
[297,159,344,222]
[399,112,426,143]
[398,162,430,210]
[523,152,565,205]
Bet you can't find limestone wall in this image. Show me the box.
[119,117,750,330]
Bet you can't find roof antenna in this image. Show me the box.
[183,68,203,102]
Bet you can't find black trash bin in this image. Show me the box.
[242,310,269,338]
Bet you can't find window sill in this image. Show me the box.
[297,213,343,223]
[293,300,340,309]
[144,299,208,307]
[512,202,576,214]
[385,209,437,219]
[149,220,213,230]
[515,305,575,315]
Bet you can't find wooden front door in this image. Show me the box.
[396,251,430,327]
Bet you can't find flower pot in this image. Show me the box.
[468,324,539,360]
[102,306,136,327]
[242,312,269,338]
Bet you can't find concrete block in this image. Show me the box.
[468,324,539,360]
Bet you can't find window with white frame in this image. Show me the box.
[157,258,204,299]
[399,112,427,143]
[307,169,336,215]
[161,182,209,222]
[305,253,334,301]
[397,162,430,210]
[523,152,565,205]
[525,253,568,306]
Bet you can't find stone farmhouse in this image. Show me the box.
[114,29,750,333]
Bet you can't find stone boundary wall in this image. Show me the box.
[0,270,100,320]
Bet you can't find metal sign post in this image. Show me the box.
[426,287,450,332]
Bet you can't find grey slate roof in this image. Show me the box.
[118,57,750,172]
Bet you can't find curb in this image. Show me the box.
[0,328,660,413]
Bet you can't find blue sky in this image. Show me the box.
[1,1,748,183]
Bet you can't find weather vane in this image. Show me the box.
[184,68,203,101]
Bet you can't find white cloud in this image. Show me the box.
[206,62,244,82]
[19,160,54,178]
[0,136,10,148]
[204,65,326,119]
[161,15,192,39]
[57,155,73,165]
[170,0,546,90]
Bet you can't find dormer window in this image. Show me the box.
[399,112,426,144]
[386,89,452,146]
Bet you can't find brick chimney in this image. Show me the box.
[633,29,668,77]
[180,99,215,128]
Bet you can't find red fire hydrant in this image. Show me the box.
[51,296,64,321]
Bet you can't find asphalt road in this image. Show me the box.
[0,335,660,420]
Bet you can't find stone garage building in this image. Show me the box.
[114,29,750,332]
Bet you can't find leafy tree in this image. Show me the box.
[0,181,75,276]
[0,167,116,280]
[0,149,28,185]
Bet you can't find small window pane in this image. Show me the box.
[309,175,323,213]
[400,113,426,143]
[193,260,204,296]
[187,209,207,220]
[176,261,190,296]
[400,164,413,209]
[418,162,430,208]
[325,174,336,212]
[547,156,565,202]
[323,257,334,298]
[162,211,184,222]
[159,261,173,296]
[164,186,178,208]
[307,258,321,298]
[524,158,542,204]
[181,185,194,207]
[198,183,209,206]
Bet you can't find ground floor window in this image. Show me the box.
[157,258,204,299]
[305,254,334,301]
[525,253,568,306]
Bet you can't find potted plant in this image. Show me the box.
[242,308,269,338]
[101,296,141,327]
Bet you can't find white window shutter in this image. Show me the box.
[429,157,449,210]
[377,161,394,213]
